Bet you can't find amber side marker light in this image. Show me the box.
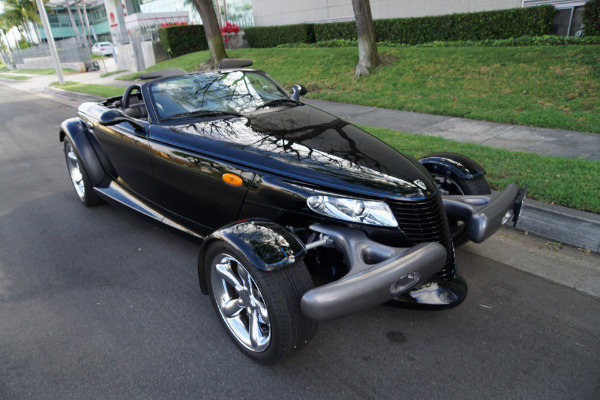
[222,173,243,186]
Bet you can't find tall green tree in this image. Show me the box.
[0,15,15,52]
[0,0,43,45]
[189,0,228,69]
[352,0,379,78]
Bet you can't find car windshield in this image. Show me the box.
[148,71,293,121]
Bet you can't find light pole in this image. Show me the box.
[35,0,64,84]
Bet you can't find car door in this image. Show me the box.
[93,118,161,205]
[148,126,256,236]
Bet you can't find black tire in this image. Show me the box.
[430,172,491,247]
[63,137,103,207]
[205,241,318,364]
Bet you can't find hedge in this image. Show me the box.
[158,25,208,57]
[244,24,315,48]
[247,6,556,48]
[276,35,600,49]
[583,0,600,36]
[314,21,356,41]
[372,6,555,44]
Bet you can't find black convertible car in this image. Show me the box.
[60,60,525,364]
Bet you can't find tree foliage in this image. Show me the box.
[0,0,45,45]
[583,0,600,36]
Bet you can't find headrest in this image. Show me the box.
[218,58,253,69]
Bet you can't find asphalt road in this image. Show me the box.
[1,84,599,400]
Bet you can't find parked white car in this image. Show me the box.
[92,42,114,56]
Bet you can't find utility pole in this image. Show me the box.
[35,0,64,84]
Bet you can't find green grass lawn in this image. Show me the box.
[0,73,30,80]
[100,70,127,78]
[54,45,600,213]
[51,81,123,98]
[8,67,76,75]
[121,46,600,133]
[366,126,600,214]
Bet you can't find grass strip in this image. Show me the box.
[364,126,600,213]
[8,68,76,75]
[51,81,124,98]
[101,70,127,78]
[0,73,30,80]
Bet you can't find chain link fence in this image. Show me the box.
[10,36,92,68]
[549,6,585,37]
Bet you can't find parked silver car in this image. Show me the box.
[92,42,114,56]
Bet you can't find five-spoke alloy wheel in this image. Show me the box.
[211,253,272,352]
[205,241,317,364]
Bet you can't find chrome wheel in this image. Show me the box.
[65,142,85,199]
[210,253,271,352]
[433,175,465,197]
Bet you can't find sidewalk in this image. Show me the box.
[2,66,600,255]
[303,99,600,161]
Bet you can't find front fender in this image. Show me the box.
[419,152,485,180]
[60,118,105,186]
[197,219,306,294]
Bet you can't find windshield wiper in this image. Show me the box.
[254,98,299,110]
[160,110,242,121]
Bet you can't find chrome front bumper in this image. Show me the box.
[301,224,447,322]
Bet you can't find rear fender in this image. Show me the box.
[197,219,306,295]
[60,118,105,186]
[419,152,485,180]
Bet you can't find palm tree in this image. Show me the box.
[0,0,44,45]
[0,14,16,52]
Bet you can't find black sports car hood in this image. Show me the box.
[150,104,436,200]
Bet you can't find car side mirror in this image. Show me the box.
[291,84,307,102]
[99,109,145,130]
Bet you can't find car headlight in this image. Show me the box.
[307,196,398,227]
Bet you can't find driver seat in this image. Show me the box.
[123,103,148,120]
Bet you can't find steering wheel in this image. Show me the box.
[122,84,143,109]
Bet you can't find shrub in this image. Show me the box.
[244,24,315,48]
[314,21,356,41]
[312,6,555,45]
[158,25,208,57]
[583,0,600,36]
[276,35,600,49]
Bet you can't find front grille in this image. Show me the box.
[387,193,456,280]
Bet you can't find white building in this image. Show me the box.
[251,0,589,36]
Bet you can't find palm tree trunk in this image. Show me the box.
[82,2,93,42]
[33,20,42,45]
[64,0,80,38]
[74,0,90,47]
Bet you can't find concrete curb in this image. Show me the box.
[516,198,600,253]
